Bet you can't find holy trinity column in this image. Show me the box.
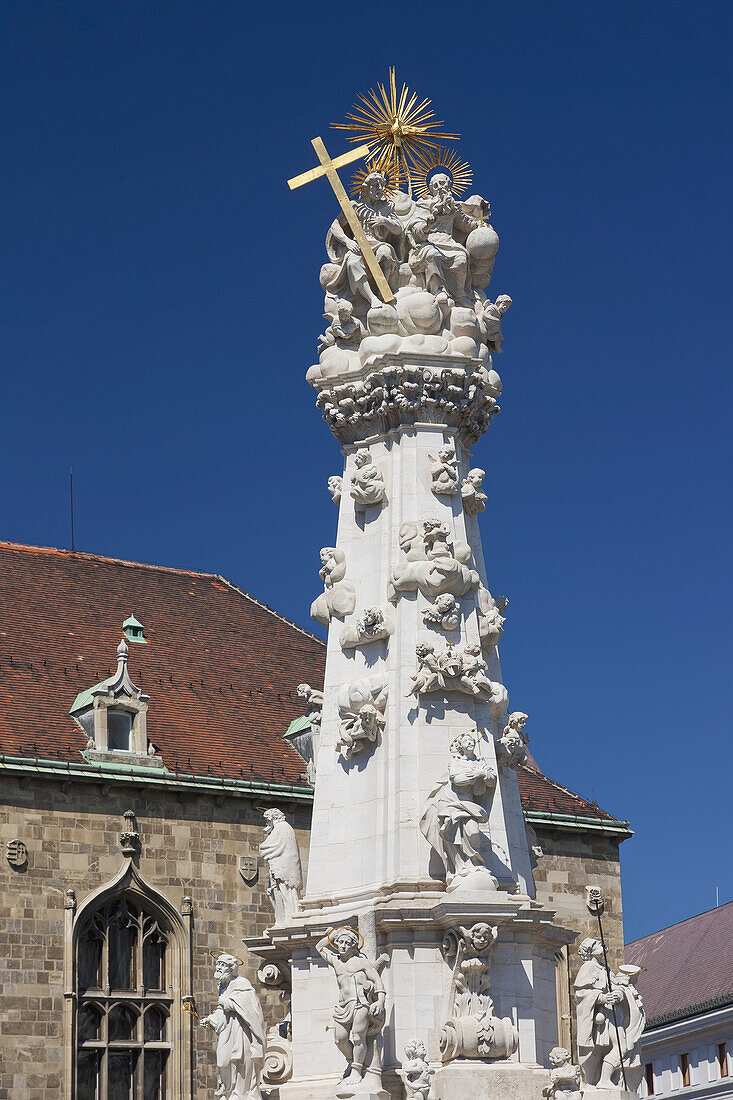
[248,71,575,1100]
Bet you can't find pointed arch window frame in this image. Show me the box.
[64,856,193,1099]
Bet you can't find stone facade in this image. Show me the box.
[0,773,309,1100]
[0,771,626,1099]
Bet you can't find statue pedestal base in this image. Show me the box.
[432,1060,549,1100]
[279,1073,390,1100]
[582,1087,638,1100]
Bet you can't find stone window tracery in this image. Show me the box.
[75,896,173,1099]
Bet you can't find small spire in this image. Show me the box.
[116,636,129,669]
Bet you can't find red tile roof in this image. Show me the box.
[626,901,733,1024]
[0,540,629,827]
[0,541,325,787]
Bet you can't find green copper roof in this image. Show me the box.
[69,676,114,715]
[123,613,147,643]
[283,714,311,739]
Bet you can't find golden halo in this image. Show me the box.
[333,67,459,196]
[410,146,473,199]
[350,154,402,199]
[449,729,478,753]
[327,925,364,951]
[208,949,245,965]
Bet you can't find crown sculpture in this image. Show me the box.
[231,69,646,1100]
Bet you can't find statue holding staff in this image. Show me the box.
[199,952,267,1100]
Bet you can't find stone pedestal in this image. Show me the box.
[432,1060,550,1100]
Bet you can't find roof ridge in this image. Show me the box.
[213,575,325,647]
[626,898,733,946]
[0,540,326,648]
[0,540,217,579]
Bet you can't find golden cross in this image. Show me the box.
[287,136,395,304]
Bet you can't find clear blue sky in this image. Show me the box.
[1,1,731,943]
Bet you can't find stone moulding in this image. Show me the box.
[311,354,501,447]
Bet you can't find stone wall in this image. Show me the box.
[0,773,309,1100]
[531,823,626,1058]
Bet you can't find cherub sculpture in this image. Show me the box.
[310,547,357,627]
[336,702,385,761]
[316,926,387,1095]
[496,711,529,770]
[339,606,395,650]
[388,519,479,604]
[543,1047,582,1100]
[482,294,512,354]
[296,683,323,730]
[336,675,388,762]
[427,442,459,496]
[399,1039,435,1099]
[407,642,445,697]
[423,593,461,632]
[327,475,343,506]
[461,468,487,516]
[408,641,507,713]
[350,449,387,515]
[477,587,507,652]
[318,299,365,353]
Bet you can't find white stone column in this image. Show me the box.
[246,346,574,1100]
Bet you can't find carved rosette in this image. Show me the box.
[311,357,500,447]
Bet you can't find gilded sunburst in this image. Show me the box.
[332,67,459,195]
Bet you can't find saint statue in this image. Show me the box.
[200,953,267,1100]
[419,731,496,887]
[574,938,645,1091]
[316,926,387,1096]
[259,808,303,924]
[321,171,403,311]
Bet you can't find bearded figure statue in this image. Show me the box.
[320,171,403,313]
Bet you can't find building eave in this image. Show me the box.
[524,809,633,839]
[0,753,314,803]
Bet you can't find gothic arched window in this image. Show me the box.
[75,896,173,1099]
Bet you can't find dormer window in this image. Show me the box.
[107,709,133,752]
[122,614,147,644]
[70,635,162,766]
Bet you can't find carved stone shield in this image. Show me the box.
[7,840,28,868]
[238,855,259,885]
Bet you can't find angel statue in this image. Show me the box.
[200,953,267,1100]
